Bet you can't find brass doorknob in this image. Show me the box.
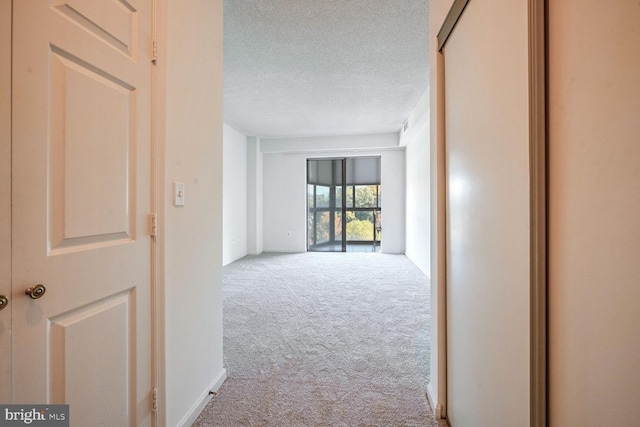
[0,295,7,311]
[25,284,46,299]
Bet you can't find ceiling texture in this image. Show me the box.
[223,0,430,138]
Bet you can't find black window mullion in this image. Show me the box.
[313,185,317,246]
[342,160,347,251]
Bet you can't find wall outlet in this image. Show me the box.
[287,231,292,237]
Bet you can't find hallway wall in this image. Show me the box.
[401,89,431,277]
[164,1,225,425]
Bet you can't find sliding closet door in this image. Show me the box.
[442,0,530,425]
[548,1,640,424]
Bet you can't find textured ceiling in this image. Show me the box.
[224,0,430,138]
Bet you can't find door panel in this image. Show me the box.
[49,290,134,425]
[548,1,640,424]
[12,2,152,426]
[49,48,135,251]
[51,0,137,56]
[443,0,530,425]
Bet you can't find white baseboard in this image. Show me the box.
[262,249,306,253]
[426,382,437,413]
[177,368,227,427]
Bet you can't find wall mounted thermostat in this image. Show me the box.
[174,181,185,206]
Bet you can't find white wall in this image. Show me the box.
[402,89,431,277]
[164,1,225,425]
[380,151,405,254]
[548,1,640,425]
[262,153,308,252]
[444,0,530,425]
[261,135,406,254]
[247,136,264,255]
[223,123,248,265]
[262,133,399,153]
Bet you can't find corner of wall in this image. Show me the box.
[247,136,264,256]
[223,123,249,265]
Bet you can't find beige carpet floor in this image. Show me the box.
[194,252,439,426]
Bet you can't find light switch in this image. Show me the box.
[174,181,185,206]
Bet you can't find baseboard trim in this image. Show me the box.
[176,368,227,427]
[262,249,306,253]
[426,383,437,413]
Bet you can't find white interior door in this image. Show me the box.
[12,1,153,426]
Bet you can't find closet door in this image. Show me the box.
[442,0,531,424]
[548,1,640,425]
[12,1,153,426]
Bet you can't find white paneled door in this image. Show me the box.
[12,1,153,426]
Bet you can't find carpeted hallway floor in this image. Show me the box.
[194,252,439,426]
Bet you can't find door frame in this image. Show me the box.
[0,0,12,403]
[526,1,547,425]
[152,0,166,426]
[434,0,547,425]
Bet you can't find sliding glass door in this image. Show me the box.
[307,159,345,252]
[307,157,381,252]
